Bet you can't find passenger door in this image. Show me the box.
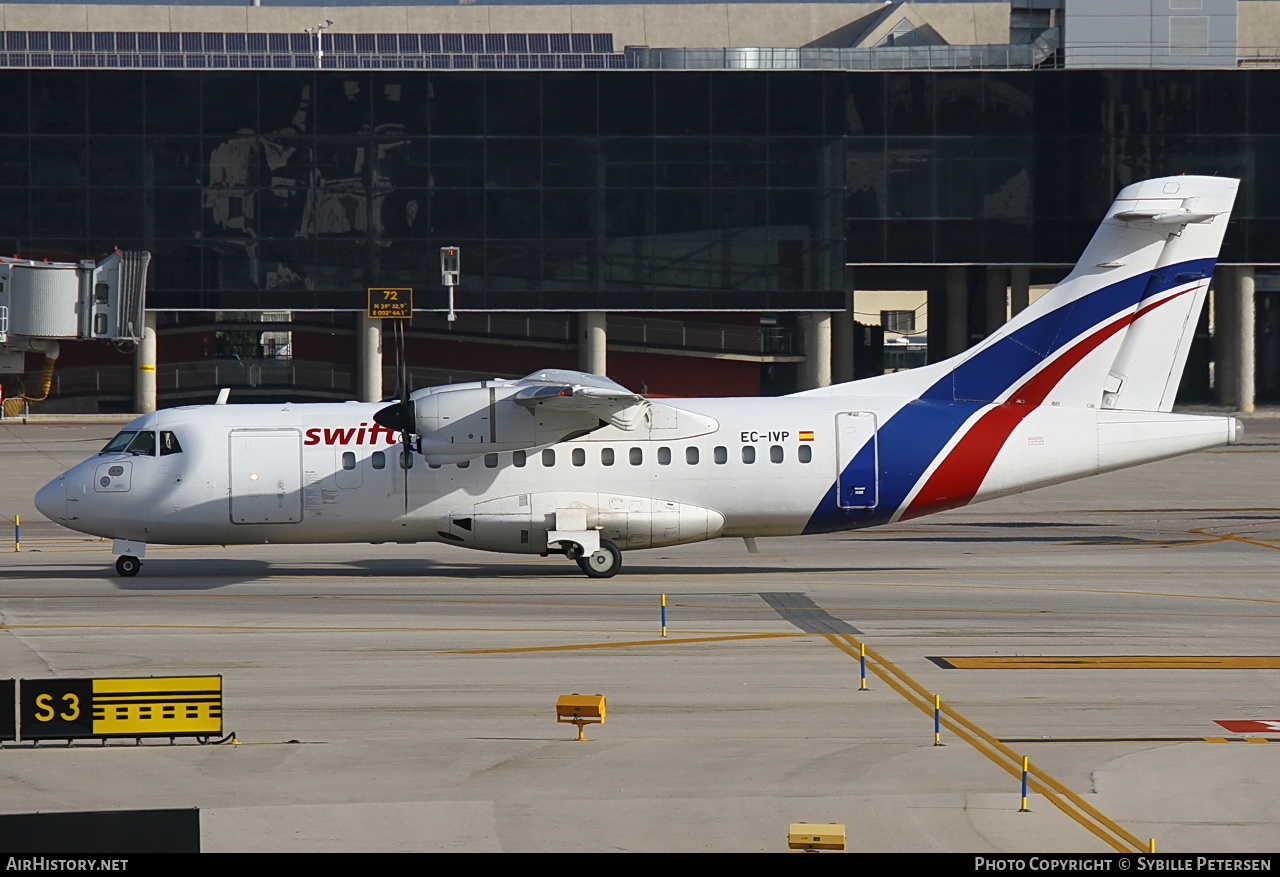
[229,429,303,524]
[835,411,878,509]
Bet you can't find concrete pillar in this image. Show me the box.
[801,311,833,390]
[579,311,607,376]
[1010,266,1030,315]
[1213,268,1238,407]
[984,267,1008,335]
[946,266,968,356]
[133,310,157,414]
[831,286,855,385]
[1239,267,1256,413]
[356,313,383,403]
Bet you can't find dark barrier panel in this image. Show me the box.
[1,679,13,741]
[0,808,200,853]
[19,678,93,740]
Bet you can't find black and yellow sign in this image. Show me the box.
[20,676,222,740]
[0,680,14,742]
[367,287,413,319]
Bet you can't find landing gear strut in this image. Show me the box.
[575,539,621,579]
[115,555,141,577]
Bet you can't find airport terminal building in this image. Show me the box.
[1,0,1279,410]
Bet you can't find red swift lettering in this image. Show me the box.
[303,423,400,446]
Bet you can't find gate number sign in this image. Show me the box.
[368,288,413,319]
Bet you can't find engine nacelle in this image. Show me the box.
[412,382,602,464]
[437,492,727,553]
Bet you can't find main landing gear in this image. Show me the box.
[115,555,141,577]
[563,538,622,578]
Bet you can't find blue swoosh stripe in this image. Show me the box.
[925,258,1215,404]
[803,257,1216,535]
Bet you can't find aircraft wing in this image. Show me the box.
[513,370,650,430]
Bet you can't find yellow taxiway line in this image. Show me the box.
[446,631,802,654]
[822,632,1147,854]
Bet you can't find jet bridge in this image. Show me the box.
[0,250,150,416]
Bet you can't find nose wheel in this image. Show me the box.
[115,555,141,577]
[575,539,621,578]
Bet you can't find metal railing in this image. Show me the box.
[409,312,800,357]
[628,31,1061,71]
[607,315,799,356]
[31,312,803,406]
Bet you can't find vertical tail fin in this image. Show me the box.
[1098,177,1238,411]
[800,176,1238,410]
[925,176,1237,410]
[960,175,1238,411]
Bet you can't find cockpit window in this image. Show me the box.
[101,431,137,453]
[125,431,156,456]
[159,431,183,456]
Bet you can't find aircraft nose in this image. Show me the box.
[34,477,64,522]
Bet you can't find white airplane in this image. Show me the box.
[35,175,1241,579]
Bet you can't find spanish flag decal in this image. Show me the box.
[799,431,815,441]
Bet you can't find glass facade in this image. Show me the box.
[2,68,1278,314]
[844,69,1260,267]
[0,68,845,311]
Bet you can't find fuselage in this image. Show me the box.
[34,392,1239,556]
[31,175,1247,576]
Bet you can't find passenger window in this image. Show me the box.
[159,431,183,455]
[400,450,414,469]
[686,447,699,465]
[126,431,156,456]
[572,448,585,467]
[341,451,356,470]
[770,445,783,463]
[428,462,441,469]
[513,450,526,467]
[371,451,386,470]
[457,460,470,469]
[798,445,812,464]
[714,446,727,464]
[602,448,615,466]
[742,446,756,464]
[657,447,671,465]
[542,449,555,467]
[629,447,643,465]
[484,453,499,468]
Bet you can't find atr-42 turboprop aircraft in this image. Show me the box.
[36,175,1241,579]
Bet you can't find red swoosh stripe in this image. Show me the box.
[899,288,1195,521]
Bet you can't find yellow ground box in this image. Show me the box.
[788,823,846,851]
[556,694,606,722]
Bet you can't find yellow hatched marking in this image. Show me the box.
[94,676,220,693]
[90,676,222,736]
